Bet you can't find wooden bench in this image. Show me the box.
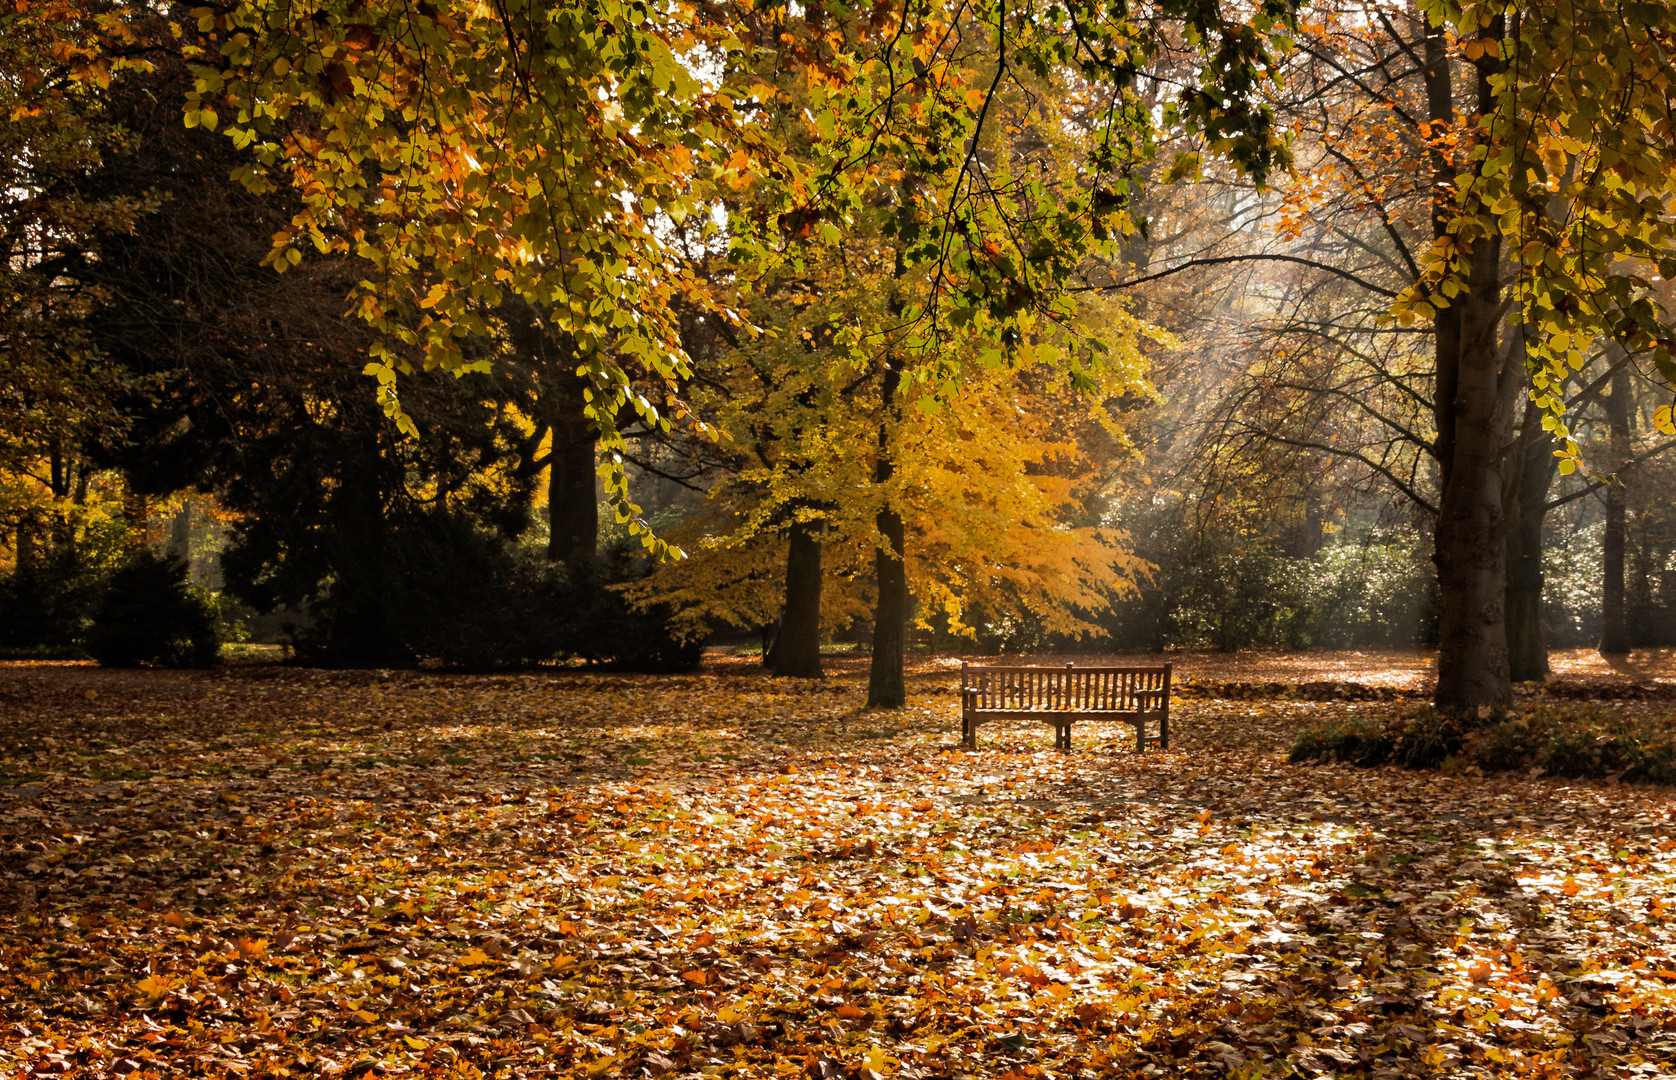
[960,662,1172,751]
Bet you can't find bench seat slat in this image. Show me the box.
[960,662,1172,752]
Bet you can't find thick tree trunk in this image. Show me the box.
[327,463,394,665]
[504,303,600,571]
[1431,17,1518,711]
[1600,365,1632,655]
[547,368,599,570]
[868,360,907,708]
[769,518,824,678]
[1505,397,1557,681]
[1433,239,1517,708]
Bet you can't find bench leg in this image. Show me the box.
[1134,720,1144,754]
[962,714,975,750]
[1160,713,1169,751]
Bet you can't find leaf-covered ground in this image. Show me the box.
[3,652,1675,1079]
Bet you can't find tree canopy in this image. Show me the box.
[7,0,1676,708]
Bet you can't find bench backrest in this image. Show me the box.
[961,663,1171,712]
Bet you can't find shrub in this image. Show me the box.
[1542,522,1602,648]
[281,510,701,671]
[0,519,129,657]
[1288,719,1392,766]
[1128,533,1437,652]
[1294,702,1676,785]
[1295,543,1437,650]
[1391,711,1461,769]
[559,529,705,672]
[1463,719,1533,772]
[86,549,221,667]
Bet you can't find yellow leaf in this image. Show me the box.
[459,947,493,966]
[404,1035,427,1050]
[353,1009,379,1023]
[135,974,177,999]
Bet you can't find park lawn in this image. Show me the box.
[2,658,1675,1079]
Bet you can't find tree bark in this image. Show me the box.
[1431,16,1519,710]
[1505,395,1557,681]
[503,303,599,571]
[1600,364,1632,655]
[547,366,599,570]
[769,517,824,678]
[868,359,907,708]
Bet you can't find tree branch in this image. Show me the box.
[1080,253,1399,298]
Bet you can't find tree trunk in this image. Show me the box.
[769,517,824,678]
[168,504,192,564]
[1431,17,1518,711]
[548,367,599,570]
[122,486,150,550]
[868,360,907,708]
[1600,365,1632,655]
[1505,396,1557,681]
[15,515,38,578]
[504,303,599,571]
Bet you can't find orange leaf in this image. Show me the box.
[835,1004,866,1019]
[682,969,708,985]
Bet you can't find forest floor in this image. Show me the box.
[2,650,1675,1079]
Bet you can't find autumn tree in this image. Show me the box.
[170,0,1294,694]
[0,0,154,557]
[1082,0,1676,707]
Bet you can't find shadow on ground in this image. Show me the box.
[2,660,1674,1078]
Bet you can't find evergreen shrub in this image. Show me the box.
[86,549,221,667]
[1292,702,1676,784]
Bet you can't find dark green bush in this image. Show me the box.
[1287,719,1392,766]
[86,549,221,667]
[1633,738,1676,784]
[1392,712,1461,769]
[1541,727,1605,778]
[282,510,701,671]
[0,522,128,657]
[1294,703,1676,785]
[1464,719,1533,772]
